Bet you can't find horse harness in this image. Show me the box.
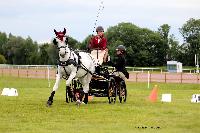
[58,49,93,79]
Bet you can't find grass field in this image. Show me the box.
[0,77,200,133]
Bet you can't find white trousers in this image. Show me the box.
[91,50,106,65]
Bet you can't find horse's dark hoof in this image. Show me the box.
[46,101,53,107]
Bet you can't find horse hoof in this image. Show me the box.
[46,101,53,107]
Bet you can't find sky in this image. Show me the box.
[0,0,200,44]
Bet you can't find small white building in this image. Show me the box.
[167,61,182,73]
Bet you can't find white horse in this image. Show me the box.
[47,28,95,106]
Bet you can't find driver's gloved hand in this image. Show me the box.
[95,66,101,74]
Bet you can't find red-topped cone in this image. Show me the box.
[149,85,158,102]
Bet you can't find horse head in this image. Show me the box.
[53,28,70,59]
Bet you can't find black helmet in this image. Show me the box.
[96,26,104,32]
[116,45,126,54]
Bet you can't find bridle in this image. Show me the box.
[56,44,76,67]
[53,35,70,60]
[54,38,79,78]
[53,28,77,67]
[57,45,69,56]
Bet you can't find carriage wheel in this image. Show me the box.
[108,77,117,104]
[119,81,127,103]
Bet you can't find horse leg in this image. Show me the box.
[66,86,71,103]
[80,74,92,104]
[47,91,55,106]
[82,79,89,104]
[47,73,61,106]
[83,92,89,104]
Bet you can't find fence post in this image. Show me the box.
[165,73,167,83]
[18,66,19,78]
[150,72,152,83]
[1,68,3,77]
[9,67,11,77]
[45,69,47,79]
[136,73,138,82]
[35,68,37,78]
[26,67,28,78]
[199,73,200,83]
[147,71,150,89]
[181,73,183,83]
[47,66,50,87]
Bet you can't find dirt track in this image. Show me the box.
[1,68,200,84]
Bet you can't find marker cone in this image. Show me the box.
[149,85,158,102]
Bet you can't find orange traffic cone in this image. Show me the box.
[149,85,158,102]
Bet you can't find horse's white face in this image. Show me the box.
[53,28,70,60]
[54,37,70,60]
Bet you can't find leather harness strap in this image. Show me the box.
[58,52,92,79]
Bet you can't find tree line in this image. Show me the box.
[0,18,200,67]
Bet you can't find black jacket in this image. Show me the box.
[109,54,129,79]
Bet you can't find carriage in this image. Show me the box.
[66,65,127,104]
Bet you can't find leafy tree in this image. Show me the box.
[177,43,191,65]
[180,18,200,65]
[0,54,6,64]
[38,44,49,65]
[158,24,170,40]
[158,24,171,62]
[68,36,81,49]
[0,32,8,55]
[106,22,165,66]
[1,33,39,65]
[167,35,180,61]
[79,35,92,50]
[47,44,58,65]
[2,34,24,64]
[24,37,39,64]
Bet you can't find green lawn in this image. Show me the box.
[0,77,200,133]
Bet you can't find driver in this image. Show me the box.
[88,26,108,65]
[109,45,129,80]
